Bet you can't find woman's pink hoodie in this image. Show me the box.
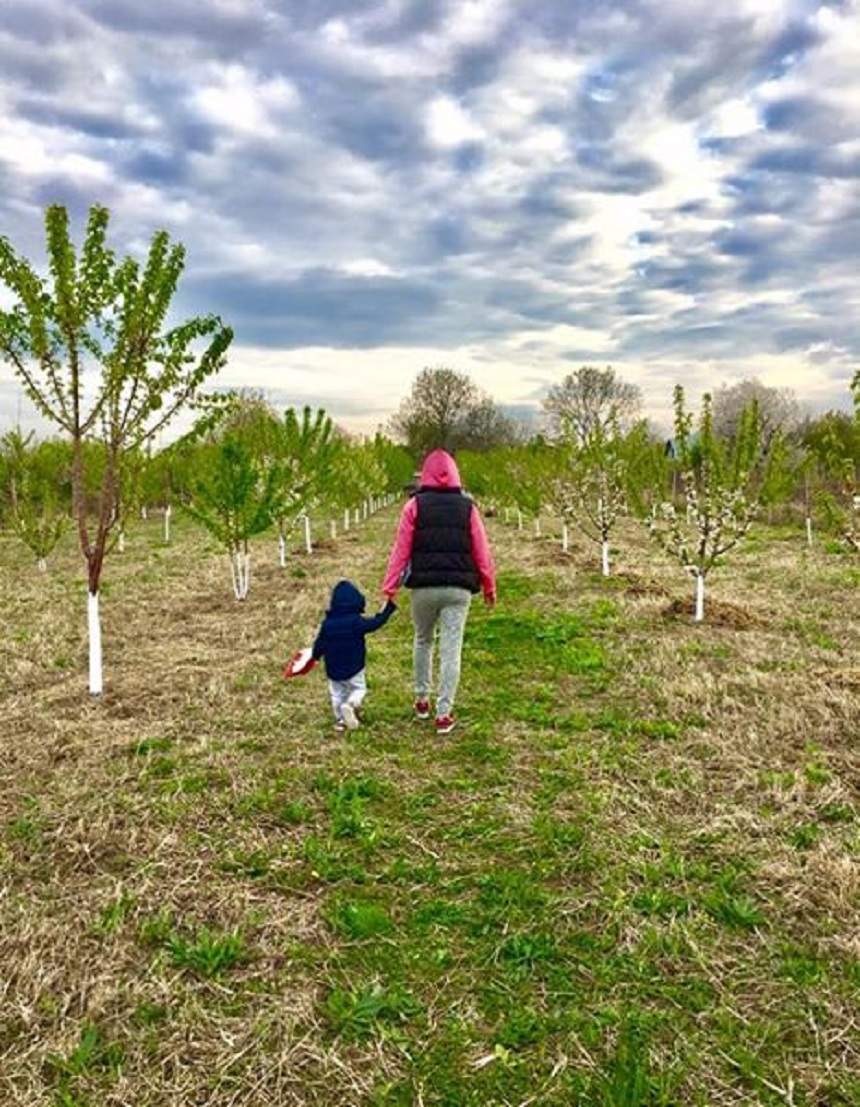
[382,449,496,600]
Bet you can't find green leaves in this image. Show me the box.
[0,429,69,562]
[184,433,279,553]
[270,405,337,524]
[0,202,234,614]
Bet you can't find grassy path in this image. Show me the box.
[1,508,858,1105]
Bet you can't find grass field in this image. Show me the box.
[2,506,859,1106]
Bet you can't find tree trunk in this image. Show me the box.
[534,518,541,538]
[330,519,337,541]
[278,532,287,568]
[88,589,103,694]
[118,529,125,554]
[694,574,705,622]
[164,504,171,544]
[601,540,610,577]
[517,509,523,530]
[343,508,350,532]
[805,516,813,547]
[303,514,312,554]
[230,548,251,601]
[141,505,148,521]
[561,523,569,553]
[37,557,47,572]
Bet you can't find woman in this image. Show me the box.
[382,448,496,734]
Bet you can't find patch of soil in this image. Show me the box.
[662,597,763,629]
[531,545,582,567]
[614,571,671,599]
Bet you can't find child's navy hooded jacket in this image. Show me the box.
[312,580,396,681]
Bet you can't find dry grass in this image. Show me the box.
[1,510,858,1105]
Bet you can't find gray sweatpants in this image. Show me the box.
[411,586,472,717]
[328,670,367,721]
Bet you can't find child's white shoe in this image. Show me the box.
[341,703,360,731]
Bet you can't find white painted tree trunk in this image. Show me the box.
[141,505,148,521]
[343,508,350,531]
[37,557,47,572]
[601,540,610,577]
[534,518,541,538]
[118,529,125,554]
[230,549,251,601]
[561,524,569,553]
[354,508,361,527]
[505,507,510,524]
[330,519,337,540]
[88,590,103,695]
[694,574,705,622]
[164,504,171,544]
[278,533,287,568]
[517,509,523,530]
[806,517,813,547]
[303,514,312,554]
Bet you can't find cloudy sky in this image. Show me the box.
[0,0,858,435]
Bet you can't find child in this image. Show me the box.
[311,580,396,732]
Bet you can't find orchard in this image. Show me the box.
[1,209,858,1106]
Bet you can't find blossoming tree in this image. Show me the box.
[645,386,781,621]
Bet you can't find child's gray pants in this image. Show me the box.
[328,670,367,721]
[410,586,472,717]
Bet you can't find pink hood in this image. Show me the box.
[419,449,461,489]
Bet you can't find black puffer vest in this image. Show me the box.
[406,489,480,594]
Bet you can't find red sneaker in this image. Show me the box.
[435,714,457,735]
[414,699,431,720]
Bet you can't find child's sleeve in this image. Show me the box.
[360,599,397,634]
[311,624,326,660]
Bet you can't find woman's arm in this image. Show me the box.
[469,506,497,602]
[382,498,418,598]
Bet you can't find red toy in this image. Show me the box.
[283,648,317,679]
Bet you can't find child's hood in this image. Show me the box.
[328,579,366,614]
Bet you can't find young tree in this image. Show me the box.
[371,433,414,495]
[550,422,629,575]
[0,204,232,692]
[184,432,278,600]
[0,429,68,570]
[269,406,337,564]
[543,366,641,443]
[645,386,780,622]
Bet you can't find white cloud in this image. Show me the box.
[706,97,761,138]
[193,64,298,136]
[0,0,857,437]
[425,95,485,148]
[338,258,398,277]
